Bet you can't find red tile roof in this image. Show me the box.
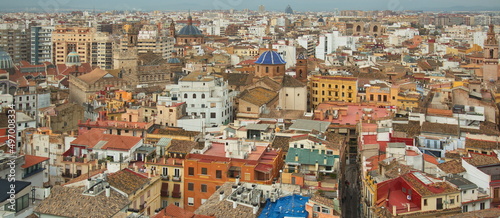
[21,155,49,168]
[71,128,142,151]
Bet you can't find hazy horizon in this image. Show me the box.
[2,0,500,12]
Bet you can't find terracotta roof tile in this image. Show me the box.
[34,186,129,218]
[239,87,278,106]
[465,138,499,150]
[21,155,49,169]
[437,160,466,174]
[464,153,500,167]
[107,168,150,195]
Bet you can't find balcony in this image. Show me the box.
[172,176,181,182]
[161,175,170,181]
[62,156,86,163]
[23,167,45,179]
[347,89,354,93]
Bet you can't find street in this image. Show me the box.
[342,163,361,218]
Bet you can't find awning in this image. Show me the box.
[229,166,241,171]
[172,184,181,198]
[255,164,273,174]
[161,183,169,197]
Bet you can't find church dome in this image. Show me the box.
[0,48,14,69]
[178,25,202,35]
[255,50,286,65]
[167,57,181,64]
[66,52,81,67]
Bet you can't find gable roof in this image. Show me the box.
[463,153,500,167]
[107,168,150,195]
[34,186,129,218]
[239,87,277,106]
[281,75,305,87]
[257,76,281,91]
[437,160,466,174]
[77,68,115,85]
[71,128,142,151]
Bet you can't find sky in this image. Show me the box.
[3,0,500,12]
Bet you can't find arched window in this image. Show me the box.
[373,25,378,33]
[184,93,188,98]
[356,25,361,32]
[491,49,495,59]
[266,67,269,73]
[202,94,205,99]
[299,69,303,77]
[193,94,196,98]
[277,66,280,72]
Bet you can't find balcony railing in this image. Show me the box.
[172,176,181,182]
[23,167,45,179]
[161,175,170,181]
[172,191,181,198]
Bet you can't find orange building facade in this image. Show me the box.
[183,143,284,211]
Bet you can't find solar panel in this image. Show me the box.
[413,172,433,185]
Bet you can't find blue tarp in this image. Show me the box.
[258,194,310,218]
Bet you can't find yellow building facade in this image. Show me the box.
[309,75,358,109]
[52,26,95,65]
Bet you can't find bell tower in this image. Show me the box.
[483,24,499,82]
[296,53,308,82]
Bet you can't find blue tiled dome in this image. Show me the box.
[178,25,202,36]
[167,57,181,64]
[255,50,286,65]
[0,48,14,69]
[66,51,81,67]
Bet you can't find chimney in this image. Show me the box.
[105,185,110,197]
[235,175,240,184]
[86,178,92,189]
[328,114,333,122]
[233,201,238,209]
[392,205,397,216]
[324,156,327,165]
[407,203,410,212]
[295,154,299,162]
[252,203,259,214]
[219,191,225,201]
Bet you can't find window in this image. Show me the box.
[424,199,427,206]
[188,197,194,206]
[174,168,180,177]
[188,167,194,176]
[188,183,194,191]
[162,200,168,208]
[463,205,468,212]
[184,94,188,98]
[463,190,466,194]
[201,168,207,175]
[162,167,168,176]
[480,202,485,210]
[193,94,196,98]
[201,184,207,192]
[216,185,221,190]
[211,113,216,118]
[247,107,251,112]
[321,207,330,214]
[4,193,29,212]
[450,199,454,204]
[313,204,321,212]
[174,202,180,207]
[216,170,222,179]
[201,199,207,204]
